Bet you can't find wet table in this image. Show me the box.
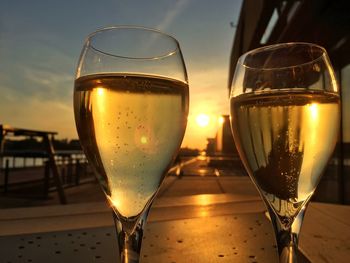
[1,194,350,263]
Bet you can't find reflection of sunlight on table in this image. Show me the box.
[195,194,214,217]
[196,194,214,206]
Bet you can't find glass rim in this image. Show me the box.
[237,42,328,71]
[85,25,181,60]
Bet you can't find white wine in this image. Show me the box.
[74,73,188,218]
[230,90,339,220]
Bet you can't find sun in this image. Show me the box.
[196,113,210,127]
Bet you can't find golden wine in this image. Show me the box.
[74,73,189,218]
[230,90,339,219]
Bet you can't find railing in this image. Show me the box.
[0,150,94,199]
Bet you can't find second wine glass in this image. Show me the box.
[229,42,340,262]
[74,26,189,263]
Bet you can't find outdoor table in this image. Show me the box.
[1,194,349,262]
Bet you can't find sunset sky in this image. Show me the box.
[0,0,242,149]
[2,0,349,151]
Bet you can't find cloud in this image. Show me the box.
[0,37,76,139]
[22,65,73,101]
[157,0,189,31]
[0,37,75,103]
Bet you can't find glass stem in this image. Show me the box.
[113,209,149,263]
[268,205,307,263]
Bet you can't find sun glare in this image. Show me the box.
[196,113,210,127]
[218,116,225,125]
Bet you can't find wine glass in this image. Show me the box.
[73,26,189,263]
[229,42,339,262]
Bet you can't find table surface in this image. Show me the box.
[1,192,350,263]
